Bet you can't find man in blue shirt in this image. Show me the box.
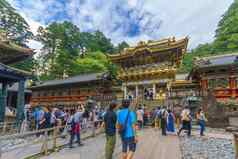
[117,99,137,159]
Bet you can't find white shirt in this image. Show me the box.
[74,111,84,123]
[181,109,191,121]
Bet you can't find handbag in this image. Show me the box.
[118,110,130,139]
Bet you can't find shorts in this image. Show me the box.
[122,137,136,153]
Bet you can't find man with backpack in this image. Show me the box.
[177,106,192,136]
[160,106,168,136]
[103,101,117,159]
[117,99,137,159]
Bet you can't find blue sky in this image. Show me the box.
[7,0,233,50]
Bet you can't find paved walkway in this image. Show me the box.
[1,129,97,159]
[134,129,181,159]
[41,128,181,159]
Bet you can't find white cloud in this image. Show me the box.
[144,0,233,48]
[27,40,43,56]
[7,0,234,49]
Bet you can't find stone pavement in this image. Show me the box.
[41,128,181,159]
[1,128,97,159]
[133,129,181,159]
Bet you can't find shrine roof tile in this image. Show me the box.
[0,62,31,78]
[0,40,34,64]
[194,53,238,68]
[31,73,107,89]
[107,37,189,61]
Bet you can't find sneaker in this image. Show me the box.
[78,143,84,146]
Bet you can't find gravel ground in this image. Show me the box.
[180,136,235,159]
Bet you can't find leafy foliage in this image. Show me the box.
[72,51,108,74]
[214,0,238,51]
[79,31,115,54]
[0,0,33,45]
[114,41,129,53]
[36,21,124,80]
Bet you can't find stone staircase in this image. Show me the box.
[132,98,164,109]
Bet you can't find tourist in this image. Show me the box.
[68,110,75,148]
[103,101,117,159]
[82,108,89,129]
[154,107,161,129]
[33,107,45,130]
[128,93,133,101]
[174,104,182,130]
[167,109,175,134]
[50,108,57,127]
[143,107,149,126]
[160,106,168,136]
[177,106,192,136]
[68,109,83,148]
[144,89,149,100]
[73,108,84,146]
[196,108,207,136]
[136,107,144,129]
[43,107,52,129]
[149,90,153,100]
[117,99,137,159]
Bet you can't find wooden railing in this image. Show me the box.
[0,122,18,135]
[0,121,103,159]
[31,95,115,104]
[31,95,88,102]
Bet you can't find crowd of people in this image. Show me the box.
[102,100,207,159]
[22,100,207,159]
[24,104,106,148]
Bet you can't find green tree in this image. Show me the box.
[72,51,109,75]
[37,21,121,80]
[0,0,33,45]
[113,41,129,53]
[214,0,238,52]
[79,31,115,53]
[36,21,82,79]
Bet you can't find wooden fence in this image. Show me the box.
[0,122,18,135]
[0,121,103,159]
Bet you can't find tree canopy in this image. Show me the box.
[0,0,33,45]
[36,21,124,80]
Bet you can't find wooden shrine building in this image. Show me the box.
[0,39,33,123]
[191,53,238,102]
[108,37,189,106]
[30,73,116,110]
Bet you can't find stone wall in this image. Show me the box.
[203,91,229,128]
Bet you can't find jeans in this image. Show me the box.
[122,137,136,153]
[105,135,116,159]
[178,120,191,136]
[161,118,167,135]
[69,132,80,147]
[199,120,205,136]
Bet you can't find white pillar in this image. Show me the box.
[135,85,139,99]
[153,83,156,99]
[124,86,127,99]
